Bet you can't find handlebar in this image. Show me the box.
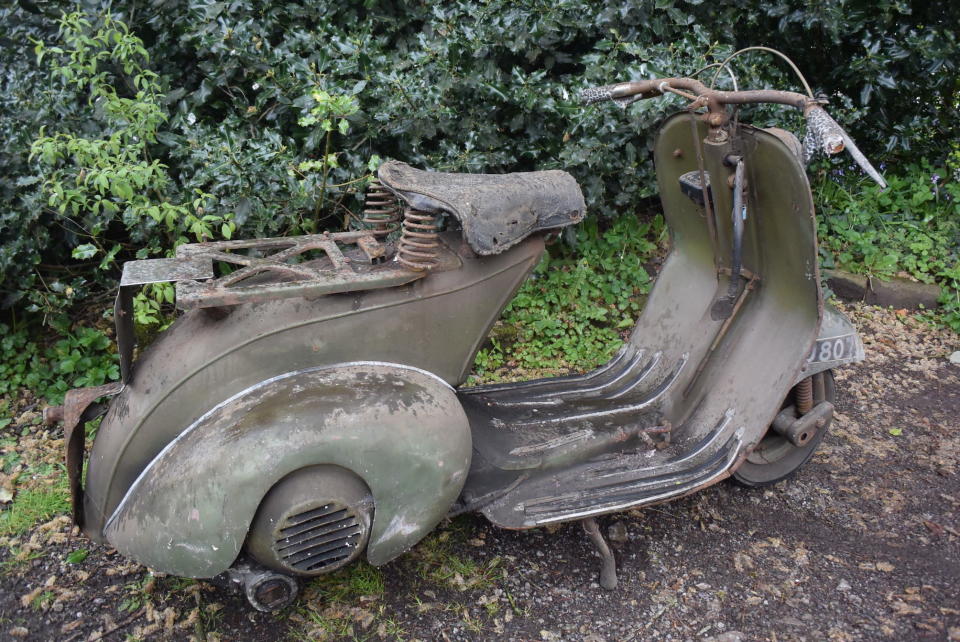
[581,77,887,188]
[580,78,811,111]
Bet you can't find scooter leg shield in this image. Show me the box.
[101,363,471,577]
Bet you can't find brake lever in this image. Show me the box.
[804,106,887,189]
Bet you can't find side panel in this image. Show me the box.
[84,236,543,541]
[103,363,471,577]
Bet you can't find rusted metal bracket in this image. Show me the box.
[43,381,124,526]
[770,400,834,447]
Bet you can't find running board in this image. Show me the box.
[458,353,686,471]
[479,410,743,528]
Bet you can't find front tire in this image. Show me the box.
[732,370,835,487]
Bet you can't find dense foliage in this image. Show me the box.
[472,214,662,379]
[816,163,960,330]
[2,0,958,316]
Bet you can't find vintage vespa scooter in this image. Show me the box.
[46,63,885,610]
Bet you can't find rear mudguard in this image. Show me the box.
[102,363,471,577]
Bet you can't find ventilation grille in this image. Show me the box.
[275,501,363,573]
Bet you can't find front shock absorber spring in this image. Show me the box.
[396,206,441,271]
[361,179,400,235]
[795,376,814,415]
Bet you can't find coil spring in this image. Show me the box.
[397,207,441,271]
[361,179,400,234]
[795,376,814,414]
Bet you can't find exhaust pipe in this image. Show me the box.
[221,561,299,612]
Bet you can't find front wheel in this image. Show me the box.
[732,370,835,487]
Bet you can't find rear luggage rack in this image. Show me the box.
[123,231,425,311]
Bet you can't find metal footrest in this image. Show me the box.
[480,410,743,527]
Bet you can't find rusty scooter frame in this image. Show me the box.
[46,61,885,610]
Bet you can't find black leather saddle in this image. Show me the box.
[378,161,586,255]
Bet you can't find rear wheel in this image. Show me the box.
[732,370,835,487]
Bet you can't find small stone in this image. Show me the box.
[837,579,852,592]
[949,351,960,365]
[607,521,628,543]
[706,632,745,642]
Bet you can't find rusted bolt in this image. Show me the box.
[672,148,684,158]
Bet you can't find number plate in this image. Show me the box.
[807,334,859,364]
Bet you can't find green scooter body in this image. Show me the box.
[74,114,860,580]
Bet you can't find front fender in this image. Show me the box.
[797,303,865,383]
[103,362,471,577]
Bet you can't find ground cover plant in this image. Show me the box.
[815,161,960,331]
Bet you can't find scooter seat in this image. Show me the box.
[378,161,586,255]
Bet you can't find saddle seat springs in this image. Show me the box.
[361,179,441,272]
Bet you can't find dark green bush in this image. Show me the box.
[1,0,958,319]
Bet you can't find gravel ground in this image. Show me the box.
[1,302,958,641]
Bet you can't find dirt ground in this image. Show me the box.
[1,303,958,641]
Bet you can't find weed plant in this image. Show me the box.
[0,322,118,412]
[472,213,662,379]
[814,162,960,330]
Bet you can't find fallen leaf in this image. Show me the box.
[876,562,895,572]
[20,586,43,608]
[923,520,945,536]
[892,600,922,616]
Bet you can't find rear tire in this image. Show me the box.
[732,370,835,487]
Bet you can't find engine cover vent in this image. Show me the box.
[246,465,372,577]
[276,502,363,573]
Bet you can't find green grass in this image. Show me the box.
[407,523,501,592]
[310,560,385,603]
[0,475,70,537]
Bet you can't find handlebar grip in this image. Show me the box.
[803,105,887,189]
[580,81,658,106]
[803,106,845,156]
[580,85,620,105]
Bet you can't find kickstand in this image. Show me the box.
[581,517,618,590]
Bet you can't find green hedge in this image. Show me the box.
[1,0,958,316]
